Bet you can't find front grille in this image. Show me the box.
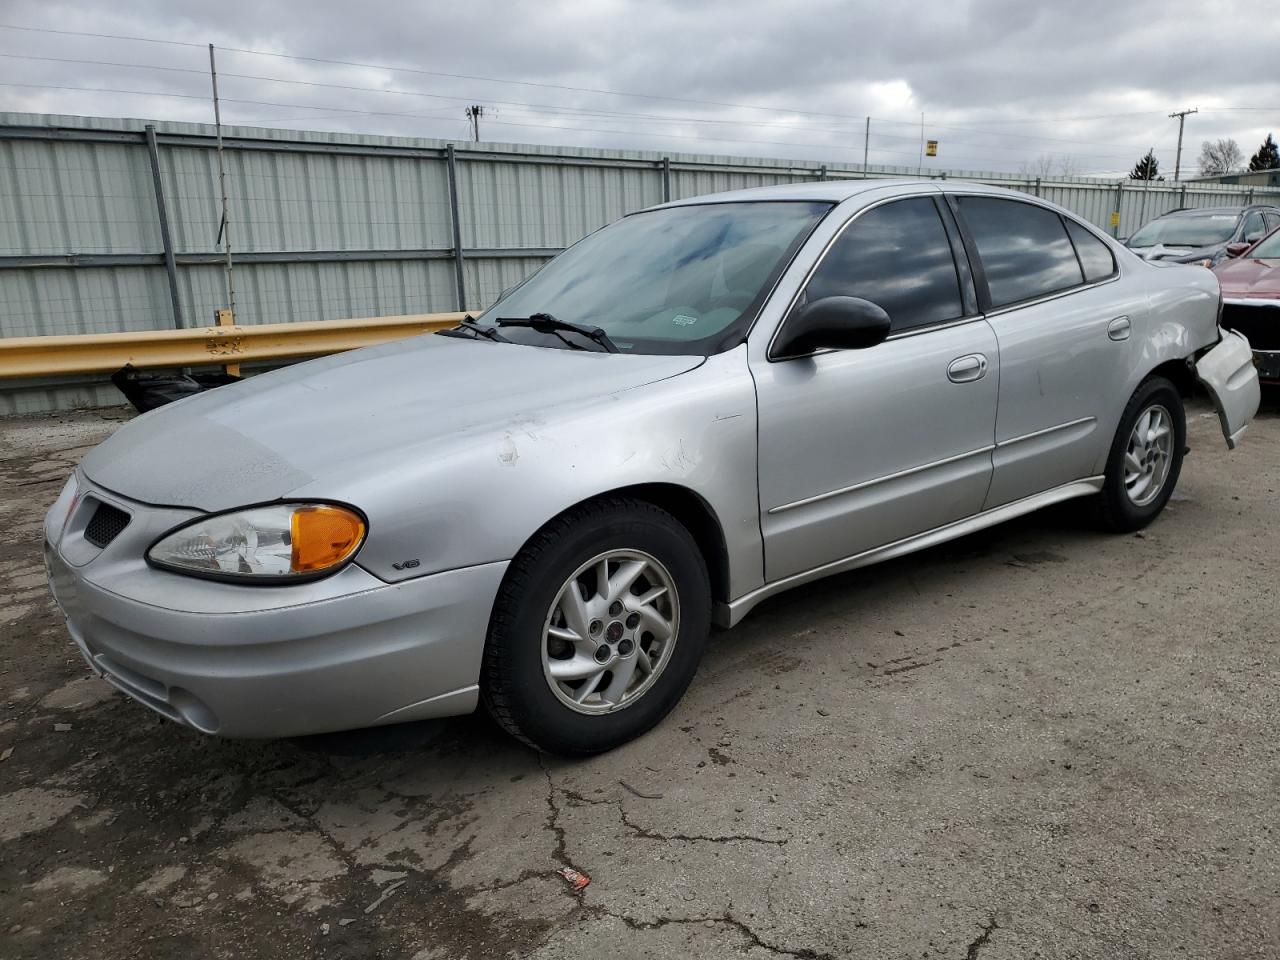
[1222,303,1280,351]
[84,501,130,548]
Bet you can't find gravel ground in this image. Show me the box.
[1,396,1277,960]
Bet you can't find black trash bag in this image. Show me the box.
[110,364,241,413]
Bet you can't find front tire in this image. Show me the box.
[1095,376,1186,532]
[481,497,711,755]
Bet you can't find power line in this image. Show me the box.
[0,80,920,157]
[0,51,1179,162]
[6,21,1251,131]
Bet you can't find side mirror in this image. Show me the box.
[773,296,892,357]
[1224,242,1250,258]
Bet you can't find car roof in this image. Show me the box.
[1159,205,1280,218]
[656,178,1017,208]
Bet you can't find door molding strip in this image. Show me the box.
[767,445,996,515]
[995,416,1096,449]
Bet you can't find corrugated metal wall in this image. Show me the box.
[3,111,1279,414]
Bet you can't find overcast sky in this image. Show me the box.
[1,1,1277,179]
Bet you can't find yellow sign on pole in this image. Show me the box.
[1110,211,1121,228]
[925,140,938,157]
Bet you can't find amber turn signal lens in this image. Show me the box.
[290,505,366,573]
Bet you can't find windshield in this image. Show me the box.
[474,201,831,355]
[1247,228,1280,259]
[1128,213,1239,248]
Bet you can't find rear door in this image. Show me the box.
[950,195,1144,508]
[752,194,999,581]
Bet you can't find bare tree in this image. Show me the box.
[1020,153,1057,178]
[1198,138,1243,176]
[1056,155,1082,178]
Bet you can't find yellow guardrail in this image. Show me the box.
[0,312,467,379]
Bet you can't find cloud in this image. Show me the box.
[1,0,1277,177]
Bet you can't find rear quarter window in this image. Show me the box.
[956,196,1085,308]
[1064,220,1117,283]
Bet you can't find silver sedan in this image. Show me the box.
[44,180,1260,754]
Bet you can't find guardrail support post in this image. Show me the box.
[1033,177,1041,197]
[445,143,467,312]
[662,157,671,202]
[145,124,183,329]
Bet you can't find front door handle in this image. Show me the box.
[947,353,988,384]
[1107,316,1131,341]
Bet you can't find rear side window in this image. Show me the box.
[956,197,1084,308]
[1065,220,1117,283]
[803,197,964,333]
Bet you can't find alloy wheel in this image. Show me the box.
[541,549,680,715]
[1123,403,1174,507]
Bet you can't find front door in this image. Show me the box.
[753,195,999,582]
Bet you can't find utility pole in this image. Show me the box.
[863,116,870,174]
[208,44,235,322]
[917,111,925,175]
[465,105,484,142]
[1169,107,1197,182]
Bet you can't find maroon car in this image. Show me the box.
[1214,226,1280,384]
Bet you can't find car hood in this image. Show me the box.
[1128,242,1220,263]
[1212,256,1280,299]
[81,334,704,510]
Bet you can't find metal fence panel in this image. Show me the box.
[2,111,1279,414]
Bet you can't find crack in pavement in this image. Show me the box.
[559,786,788,846]
[597,909,837,960]
[964,916,999,960]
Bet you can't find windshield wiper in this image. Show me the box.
[438,315,511,343]
[496,313,619,353]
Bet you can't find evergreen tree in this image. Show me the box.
[1129,149,1162,181]
[1248,134,1280,171]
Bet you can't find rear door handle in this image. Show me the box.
[1107,316,1131,341]
[947,353,988,383]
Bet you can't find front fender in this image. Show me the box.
[303,347,764,601]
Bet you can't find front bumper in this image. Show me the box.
[43,477,507,738]
[1222,299,1280,383]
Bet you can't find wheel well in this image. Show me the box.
[1148,358,1197,398]
[581,483,731,605]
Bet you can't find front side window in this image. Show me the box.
[800,197,964,333]
[1242,211,1267,243]
[1065,219,1117,283]
[474,201,830,355]
[956,196,1084,307]
[1245,227,1280,259]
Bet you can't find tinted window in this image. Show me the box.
[1242,211,1267,243]
[957,197,1084,307]
[803,198,963,332]
[1264,212,1280,233]
[1065,220,1117,283]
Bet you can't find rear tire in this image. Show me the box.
[1095,376,1186,532]
[481,497,711,755]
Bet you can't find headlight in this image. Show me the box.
[147,503,366,582]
